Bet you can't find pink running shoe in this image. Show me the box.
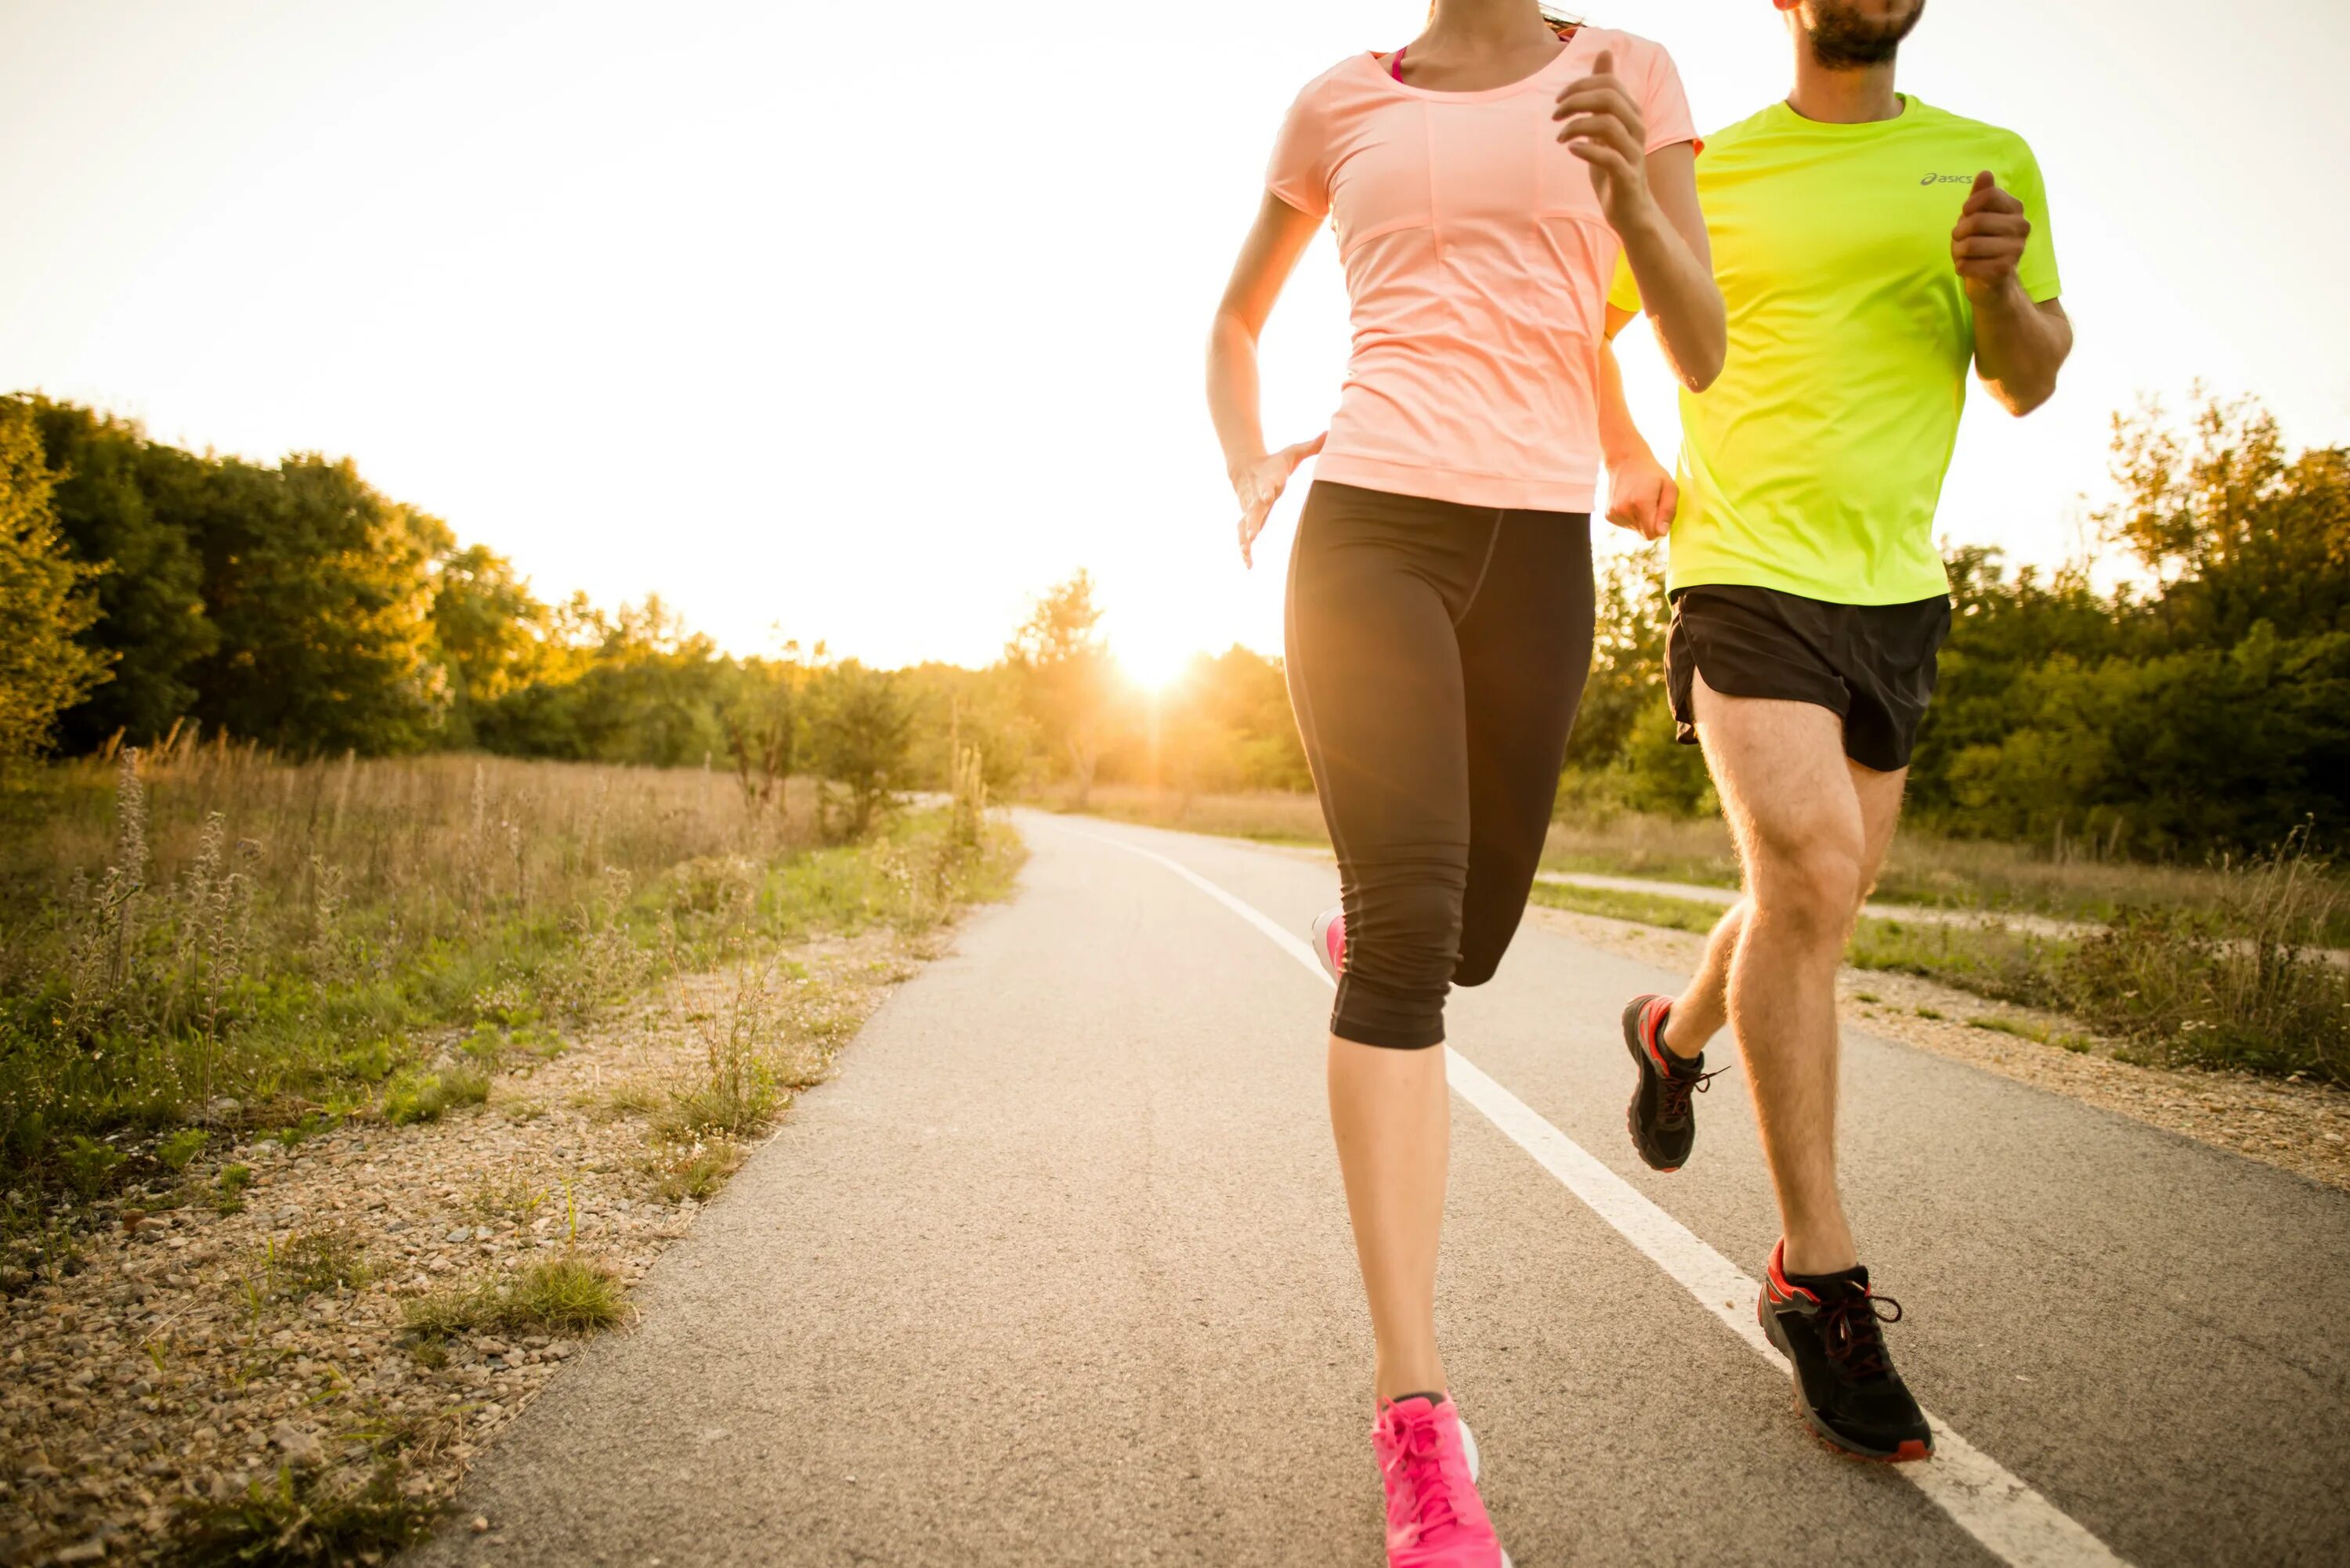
[1313,904,1347,983]
[1372,1396,1509,1568]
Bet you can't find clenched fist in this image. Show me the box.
[1605,450,1678,541]
[1950,170,2031,302]
[1553,50,1657,237]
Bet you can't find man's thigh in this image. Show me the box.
[1690,671,1864,864]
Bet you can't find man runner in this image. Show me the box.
[1599,0,2072,1462]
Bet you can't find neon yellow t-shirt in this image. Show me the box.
[1611,96,2061,604]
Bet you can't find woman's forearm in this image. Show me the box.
[1206,311,1270,475]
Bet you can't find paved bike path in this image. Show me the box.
[410,815,2350,1567]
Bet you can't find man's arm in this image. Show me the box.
[1952,170,2073,415]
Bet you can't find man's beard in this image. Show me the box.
[1802,0,1926,69]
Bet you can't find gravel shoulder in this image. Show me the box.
[0,926,936,1566]
[1526,904,2350,1192]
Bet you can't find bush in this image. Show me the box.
[2052,833,2348,1081]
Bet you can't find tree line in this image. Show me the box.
[1564,393,2350,854]
[3,390,2342,855]
[0,396,1305,828]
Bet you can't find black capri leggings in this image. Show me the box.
[1285,480,1595,1049]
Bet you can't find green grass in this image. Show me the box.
[1537,866,2349,1085]
[256,1226,373,1301]
[1526,880,1725,934]
[402,1253,627,1342]
[168,1462,436,1568]
[1064,787,2350,945]
[381,1065,490,1125]
[651,1138,744,1202]
[0,742,1025,1245]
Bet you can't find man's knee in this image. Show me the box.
[1747,833,1864,944]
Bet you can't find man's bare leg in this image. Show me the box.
[1662,753,1907,1061]
[1677,674,1911,1274]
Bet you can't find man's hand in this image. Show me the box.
[1950,170,2032,303]
[1606,450,1678,541]
[1553,50,1656,237]
[1232,433,1325,568]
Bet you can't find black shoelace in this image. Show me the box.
[1658,1062,1724,1122]
[1819,1288,1905,1382]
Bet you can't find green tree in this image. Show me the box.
[1007,571,1115,804]
[432,543,549,747]
[0,399,111,761]
[185,455,448,753]
[2099,391,2350,649]
[723,650,805,816]
[474,596,731,767]
[28,400,218,750]
[1560,544,1708,813]
[807,660,913,840]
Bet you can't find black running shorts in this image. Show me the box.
[1286,481,1594,1050]
[1665,585,1952,774]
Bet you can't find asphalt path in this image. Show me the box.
[409,813,2350,1568]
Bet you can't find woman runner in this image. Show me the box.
[1206,4,1723,1563]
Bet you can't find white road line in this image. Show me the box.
[1059,822,2131,1568]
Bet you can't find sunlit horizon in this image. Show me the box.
[5,0,2348,674]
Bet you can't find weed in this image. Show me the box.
[59,1133,126,1197]
[1969,1016,2048,1042]
[156,1126,209,1170]
[1853,991,1881,1003]
[274,1110,338,1148]
[656,967,786,1141]
[652,1139,744,1202]
[212,1162,253,1213]
[513,1253,626,1332]
[381,1066,490,1126]
[1914,1006,1945,1021]
[168,1461,434,1566]
[259,1226,371,1300]
[465,1171,546,1225]
[588,1082,665,1122]
[2051,832,2349,1081]
[402,1253,624,1342]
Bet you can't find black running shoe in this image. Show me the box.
[1759,1241,1933,1462]
[1621,994,1716,1172]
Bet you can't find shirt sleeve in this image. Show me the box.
[1265,78,1332,219]
[1607,251,1643,315]
[2002,137,2063,302]
[1632,38,1699,154]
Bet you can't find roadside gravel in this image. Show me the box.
[0,929,924,1566]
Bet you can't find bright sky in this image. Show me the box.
[5,1,2348,681]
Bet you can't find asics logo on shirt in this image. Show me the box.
[1920,172,1975,185]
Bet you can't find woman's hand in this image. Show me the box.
[1233,433,1325,568]
[1605,448,1678,541]
[1553,50,1657,238]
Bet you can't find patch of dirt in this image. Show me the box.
[0,929,924,1566]
[1525,905,2350,1194]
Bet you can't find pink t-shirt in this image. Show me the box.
[1267,28,1696,513]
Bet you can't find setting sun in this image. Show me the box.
[1112,627,1206,694]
